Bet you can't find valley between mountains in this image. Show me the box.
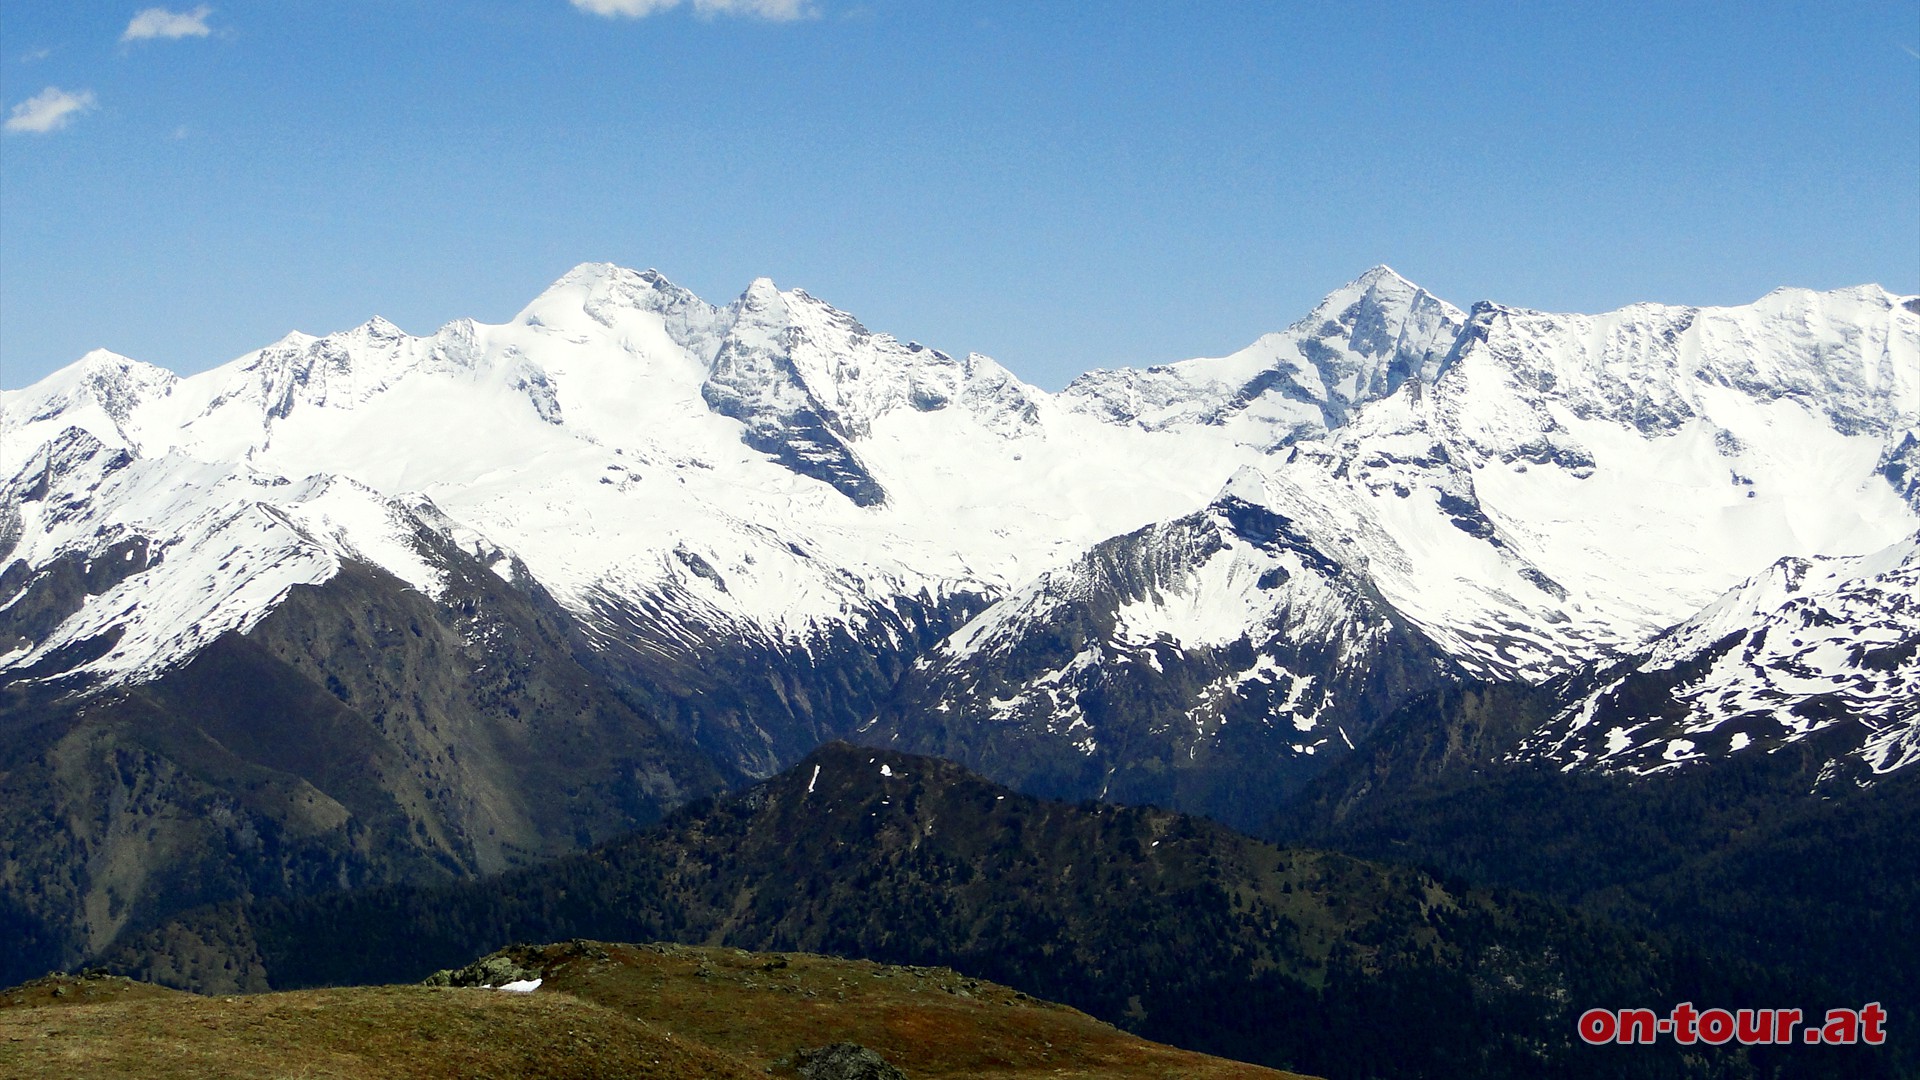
[2,263,1915,1077]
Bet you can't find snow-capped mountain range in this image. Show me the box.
[1520,530,1920,783]
[5,264,1917,808]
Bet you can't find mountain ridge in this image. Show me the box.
[4,264,1916,1000]
[101,742,1815,1079]
[6,262,1915,787]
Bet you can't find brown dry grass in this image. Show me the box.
[0,973,760,1079]
[524,940,1311,1079]
[0,944,1318,1079]
[1,972,194,1010]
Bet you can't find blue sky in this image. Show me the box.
[3,1,1917,390]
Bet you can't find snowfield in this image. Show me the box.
[4,263,1915,786]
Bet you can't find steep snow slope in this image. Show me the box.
[0,426,452,689]
[4,350,182,463]
[879,280,1918,801]
[3,265,1914,790]
[866,468,1461,828]
[1261,285,1920,679]
[1060,265,1465,445]
[2,264,1294,783]
[1515,532,1920,785]
[136,265,1262,635]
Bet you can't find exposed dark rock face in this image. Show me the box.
[700,287,889,508]
[865,499,1461,831]
[701,366,888,507]
[579,586,994,779]
[794,1043,908,1080]
[1511,536,1920,786]
[1880,430,1920,510]
[0,537,156,656]
[0,527,731,987]
[1269,680,1920,1077]
[421,953,542,989]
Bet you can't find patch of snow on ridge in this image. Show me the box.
[1515,531,1920,783]
[1,454,342,687]
[0,430,454,689]
[277,475,446,597]
[1184,655,1320,733]
[1113,547,1266,651]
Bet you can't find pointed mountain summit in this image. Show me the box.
[1059,265,1465,443]
[1,349,179,463]
[520,261,716,323]
[864,463,1461,830]
[1295,264,1464,401]
[701,275,892,506]
[6,262,1920,1038]
[4,260,1917,877]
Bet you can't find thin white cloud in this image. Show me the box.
[122,5,214,42]
[571,0,815,20]
[1902,43,1920,60]
[21,47,53,62]
[572,0,683,15]
[692,0,813,18]
[4,87,97,134]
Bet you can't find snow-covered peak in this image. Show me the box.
[1,350,180,467]
[536,260,690,301]
[1262,275,1920,678]
[705,274,1042,448]
[1354,263,1414,286]
[1213,465,1276,508]
[1748,281,1911,314]
[194,316,424,419]
[56,348,175,393]
[1437,281,1919,446]
[353,315,407,343]
[0,435,454,688]
[1291,264,1441,332]
[515,263,721,351]
[740,275,783,303]
[1058,266,1465,443]
[5,423,132,498]
[11,349,178,411]
[1643,531,1920,667]
[719,276,814,348]
[6,262,1913,743]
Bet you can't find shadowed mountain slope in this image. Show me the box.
[100,744,1876,1079]
[0,520,733,988]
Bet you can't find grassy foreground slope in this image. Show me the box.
[113,743,1735,1078]
[0,942,1308,1080]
